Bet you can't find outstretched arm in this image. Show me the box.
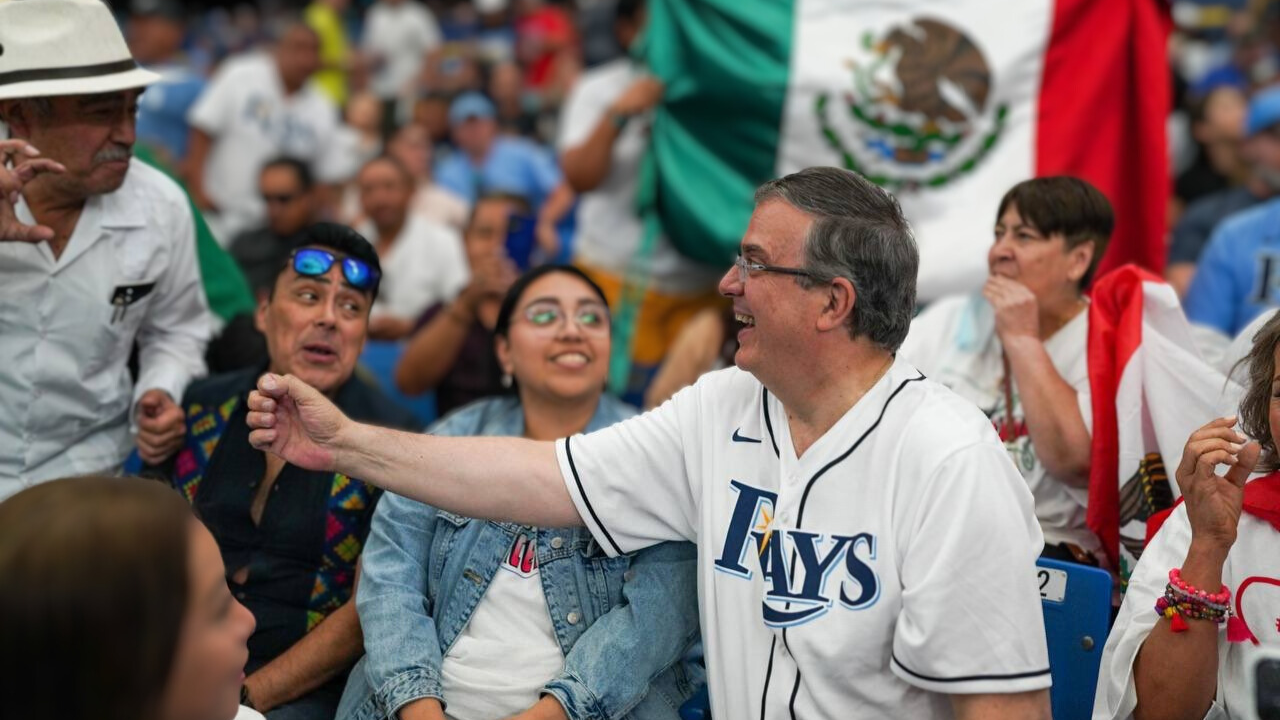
[247,373,582,527]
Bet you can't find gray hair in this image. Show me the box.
[754,167,918,353]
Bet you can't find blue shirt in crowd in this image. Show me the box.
[1184,196,1280,336]
[136,64,207,164]
[1168,186,1263,265]
[434,136,562,209]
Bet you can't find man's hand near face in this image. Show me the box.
[459,251,518,311]
[136,389,186,465]
[0,139,65,243]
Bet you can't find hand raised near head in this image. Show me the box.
[0,139,65,243]
[1176,415,1261,554]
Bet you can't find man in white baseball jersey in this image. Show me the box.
[246,167,1052,719]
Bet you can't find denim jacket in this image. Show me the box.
[336,395,700,720]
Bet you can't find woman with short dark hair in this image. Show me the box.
[0,476,259,720]
[1095,311,1280,719]
[899,176,1115,565]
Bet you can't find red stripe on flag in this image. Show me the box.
[1086,265,1164,567]
[1036,0,1171,280]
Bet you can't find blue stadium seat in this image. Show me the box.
[1037,557,1113,720]
[358,340,438,428]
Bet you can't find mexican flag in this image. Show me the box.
[1086,266,1241,579]
[639,0,1170,301]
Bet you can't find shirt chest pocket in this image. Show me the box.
[429,511,473,584]
[84,231,163,374]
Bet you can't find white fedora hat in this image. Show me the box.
[0,0,161,101]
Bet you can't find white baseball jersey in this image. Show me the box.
[556,358,1051,719]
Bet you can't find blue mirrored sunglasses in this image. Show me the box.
[290,248,379,290]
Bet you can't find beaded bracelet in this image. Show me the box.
[1153,568,1231,633]
[1170,568,1230,604]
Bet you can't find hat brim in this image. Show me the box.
[0,67,161,102]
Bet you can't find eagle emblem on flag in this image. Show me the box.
[815,17,1009,191]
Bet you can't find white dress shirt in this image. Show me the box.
[0,161,211,498]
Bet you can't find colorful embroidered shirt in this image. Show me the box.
[171,366,418,667]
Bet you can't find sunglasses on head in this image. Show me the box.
[290,248,380,290]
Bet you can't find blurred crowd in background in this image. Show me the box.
[10,1,1280,718]
[115,0,1280,405]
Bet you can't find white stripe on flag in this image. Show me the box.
[776,0,1054,300]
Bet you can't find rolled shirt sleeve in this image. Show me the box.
[545,539,699,720]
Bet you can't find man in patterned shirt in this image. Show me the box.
[157,223,418,719]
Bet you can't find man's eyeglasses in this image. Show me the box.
[733,254,814,284]
[520,301,610,334]
[290,248,380,291]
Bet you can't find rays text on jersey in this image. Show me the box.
[714,480,880,627]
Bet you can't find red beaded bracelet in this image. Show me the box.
[1169,568,1230,605]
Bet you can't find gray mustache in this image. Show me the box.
[93,146,131,164]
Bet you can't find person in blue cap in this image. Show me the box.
[1184,86,1280,338]
[1169,86,1280,297]
[433,91,564,213]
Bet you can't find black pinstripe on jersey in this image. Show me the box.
[563,436,625,556]
[757,373,924,720]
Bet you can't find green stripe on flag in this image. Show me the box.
[609,0,795,392]
[644,0,795,265]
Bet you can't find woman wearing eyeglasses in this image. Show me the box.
[898,176,1114,566]
[336,264,700,720]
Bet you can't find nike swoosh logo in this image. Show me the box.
[732,428,763,444]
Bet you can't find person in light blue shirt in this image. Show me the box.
[434,92,562,209]
[1184,195,1280,336]
[1167,86,1280,298]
